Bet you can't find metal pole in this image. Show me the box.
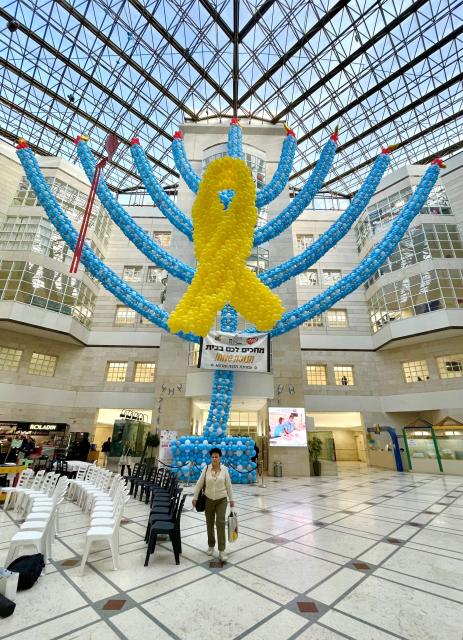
[430,427,444,473]
[185,460,192,487]
[402,428,412,471]
[257,458,266,488]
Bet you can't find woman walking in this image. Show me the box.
[192,447,234,562]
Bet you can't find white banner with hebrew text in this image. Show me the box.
[198,331,270,373]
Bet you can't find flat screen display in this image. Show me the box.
[268,407,307,447]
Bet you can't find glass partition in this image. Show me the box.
[403,427,443,473]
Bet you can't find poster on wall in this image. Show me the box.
[268,408,307,447]
[198,331,270,373]
[160,430,178,465]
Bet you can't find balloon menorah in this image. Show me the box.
[15,120,444,483]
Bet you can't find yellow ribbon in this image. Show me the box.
[168,156,284,337]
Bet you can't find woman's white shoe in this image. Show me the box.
[219,551,227,562]
[207,547,214,556]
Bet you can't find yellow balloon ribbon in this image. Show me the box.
[168,156,285,337]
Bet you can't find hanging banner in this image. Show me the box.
[198,331,270,373]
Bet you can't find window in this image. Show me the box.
[367,268,463,333]
[355,182,453,252]
[134,362,156,382]
[323,270,342,286]
[334,365,354,386]
[0,346,23,371]
[189,343,200,366]
[153,231,171,248]
[437,355,463,379]
[122,266,143,282]
[296,234,314,250]
[106,362,128,382]
[326,309,348,328]
[115,306,137,326]
[306,365,327,385]
[298,270,318,286]
[147,267,165,284]
[12,176,112,246]
[364,224,463,288]
[28,352,57,377]
[302,316,323,328]
[402,360,430,383]
[0,259,96,328]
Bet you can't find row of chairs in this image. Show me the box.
[2,468,62,514]
[68,465,130,574]
[5,473,70,567]
[126,462,173,504]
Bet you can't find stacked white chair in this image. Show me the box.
[70,465,101,505]
[68,464,89,501]
[13,469,47,514]
[5,476,69,568]
[1,468,34,511]
[79,481,130,575]
[21,472,60,516]
[80,469,113,512]
[83,473,122,513]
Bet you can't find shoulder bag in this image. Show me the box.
[195,465,208,512]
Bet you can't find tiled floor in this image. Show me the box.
[1,464,463,639]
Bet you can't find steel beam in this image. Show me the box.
[233,0,240,117]
[298,24,463,145]
[292,72,463,181]
[239,0,277,42]
[273,0,430,122]
[0,7,173,143]
[0,96,141,185]
[237,0,350,107]
[53,0,197,119]
[0,56,178,179]
[127,0,233,105]
[198,0,233,39]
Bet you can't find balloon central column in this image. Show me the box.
[170,122,257,484]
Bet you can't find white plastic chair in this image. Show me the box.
[26,477,69,532]
[79,518,120,575]
[14,470,46,513]
[23,472,60,514]
[5,512,54,567]
[1,468,34,511]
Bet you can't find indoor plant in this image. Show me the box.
[308,435,323,476]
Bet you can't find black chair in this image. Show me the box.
[34,455,49,471]
[144,495,186,566]
[149,473,176,507]
[144,488,183,542]
[144,467,171,504]
[134,467,157,500]
[55,459,70,478]
[127,463,146,494]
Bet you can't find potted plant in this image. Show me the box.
[142,432,160,464]
[308,436,323,476]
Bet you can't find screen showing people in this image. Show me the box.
[269,408,307,447]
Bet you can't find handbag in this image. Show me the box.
[0,593,15,618]
[7,553,44,590]
[228,510,238,543]
[195,466,208,512]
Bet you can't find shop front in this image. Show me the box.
[0,421,69,462]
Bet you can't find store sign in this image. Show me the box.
[198,331,270,373]
[0,422,68,434]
